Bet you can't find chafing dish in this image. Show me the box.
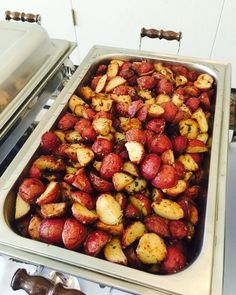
[0,46,231,295]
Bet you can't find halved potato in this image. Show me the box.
[105,76,126,93]
[91,96,113,112]
[104,238,128,265]
[122,161,139,177]
[152,199,184,220]
[162,180,188,197]
[15,194,30,220]
[77,147,95,167]
[178,154,199,171]
[95,74,108,93]
[136,233,167,264]
[106,62,119,78]
[192,108,208,133]
[125,178,147,194]
[112,172,134,191]
[122,221,146,248]
[95,220,124,236]
[179,119,199,139]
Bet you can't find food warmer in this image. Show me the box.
[0,17,232,295]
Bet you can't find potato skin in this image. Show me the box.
[92,138,113,158]
[41,131,61,153]
[100,153,123,180]
[57,113,78,131]
[39,218,65,245]
[152,165,177,189]
[126,129,146,145]
[149,135,172,154]
[89,171,113,192]
[84,230,110,256]
[169,220,188,239]
[162,245,186,274]
[140,154,161,180]
[19,178,45,204]
[144,215,170,237]
[62,218,87,250]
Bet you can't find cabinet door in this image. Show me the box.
[0,0,79,63]
[73,0,223,61]
[211,0,236,88]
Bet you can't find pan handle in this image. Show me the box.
[11,268,86,295]
[5,10,41,24]
[141,27,182,42]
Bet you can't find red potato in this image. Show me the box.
[62,218,87,250]
[113,193,126,211]
[122,221,146,248]
[177,197,193,220]
[128,100,143,117]
[36,181,60,206]
[31,153,65,175]
[137,105,150,122]
[74,118,91,133]
[151,188,164,202]
[112,172,134,191]
[172,110,191,125]
[72,168,92,193]
[40,131,61,153]
[187,70,198,82]
[162,180,187,197]
[183,185,200,200]
[29,164,42,179]
[126,129,146,145]
[186,139,208,153]
[124,246,144,270]
[116,102,129,116]
[95,74,108,93]
[28,215,42,240]
[82,108,96,119]
[79,86,95,101]
[129,194,151,216]
[140,153,161,180]
[161,149,175,166]
[185,97,200,112]
[64,144,84,162]
[157,78,173,95]
[81,127,97,142]
[39,218,65,245]
[95,220,124,236]
[19,178,45,205]
[15,194,30,220]
[171,65,188,77]
[132,61,154,76]
[137,76,156,89]
[183,85,200,97]
[76,147,95,166]
[161,102,179,122]
[57,113,78,131]
[149,135,172,154]
[91,75,102,90]
[104,238,128,265]
[148,104,165,118]
[96,193,123,225]
[143,130,155,145]
[119,68,135,80]
[162,245,186,274]
[55,143,70,158]
[96,64,107,75]
[144,215,170,238]
[100,153,123,180]
[122,161,139,177]
[113,85,135,96]
[125,203,141,219]
[146,118,165,134]
[125,141,145,164]
[41,202,67,218]
[72,202,98,224]
[70,191,94,210]
[92,138,113,158]
[172,136,188,155]
[94,111,112,121]
[152,165,177,189]
[194,74,214,90]
[189,204,199,225]
[89,170,113,192]
[169,220,188,239]
[174,160,186,179]
[199,92,210,110]
[105,76,126,93]
[84,230,110,256]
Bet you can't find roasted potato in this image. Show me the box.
[62,218,87,250]
[84,230,110,256]
[104,238,128,265]
[122,221,146,248]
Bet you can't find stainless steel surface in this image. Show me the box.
[0,32,76,141]
[0,46,231,295]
